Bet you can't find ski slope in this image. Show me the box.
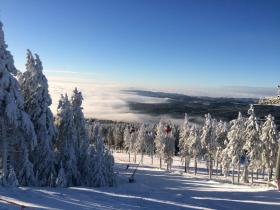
[0,152,280,210]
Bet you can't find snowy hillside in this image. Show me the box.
[0,152,279,210]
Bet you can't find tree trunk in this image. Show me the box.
[276,145,280,190]
[151,153,153,165]
[141,152,144,164]
[216,161,219,175]
[134,152,136,163]
[232,165,235,184]
[128,151,131,162]
[160,158,162,169]
[242,158,249,183]
[184,157,187,173]
[256,169,259,180]
[269,167,273,180]
[267,167,270,186]
[209,155,212,179]
[262,166,265,179]
[251,169,254,184]
[237,161,241,184]
[194,157,197,175]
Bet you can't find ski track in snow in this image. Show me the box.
[0,152,280,210]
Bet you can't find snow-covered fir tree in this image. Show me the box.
[178,114,192,172]
[0,21,37,186]
[16,141,36,186]
[91,136,115,187]
[113,124,124,150]
[155,120,175,170]
[200,113,217,179]
[70,88,89,183]
[5,166,19,187]
[135,124,148,163]
[145,126,156,164]
[155,120,165,168]
[260,114,279,182]
[188,125,201,175]
[56,162,67,187]
[243,105,262,183]
[19,50,57,186]
[222,112,245,183]
[214,120,228,175]
[55,94,80,186]
[123,126,131,160]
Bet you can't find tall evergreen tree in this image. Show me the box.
[55,94,80,186]
[179,114,192,172]
[201,113,217,179]
[243,105,262,183]
[19,50,57,186]
[71,88,89,182]
[189,126,201,175]
[155,120,175,170]
[0,21,37,186]
[222,112,245,183]
[260,114,279,183]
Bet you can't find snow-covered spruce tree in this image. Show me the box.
[145,126,156,164]
[215,120,228,175]
[56,162,67,187]
[6,166,19,187]
[84,132,115,187]
[55,94,80,186]
[243,105,262,184]
[260,114,279,183]
[200,113,217,179]
[155,120,175,171]
[155,120,165,168]
[16,140,36,186]
[276,140,280,190]
[135,124,148,164]
[123,126,132,161]
[189,126,202,175]
[19,50,57,186]
[0,21,37,186]
[70,88,89,183]
[222,112,245,184]
[92,136,115,187]
[113,124,124,151]
[179,113,191,172]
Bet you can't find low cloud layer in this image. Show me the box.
[47,73,276,122]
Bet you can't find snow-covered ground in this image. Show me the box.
[1,152,280,210]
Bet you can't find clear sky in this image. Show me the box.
[1,0,280,88]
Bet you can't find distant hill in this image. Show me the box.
[123,90,280,125]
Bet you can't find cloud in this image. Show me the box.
[46,74,276,122]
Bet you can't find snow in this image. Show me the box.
[1,152,280,210]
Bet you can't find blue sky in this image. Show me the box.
[1,0,280,88]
